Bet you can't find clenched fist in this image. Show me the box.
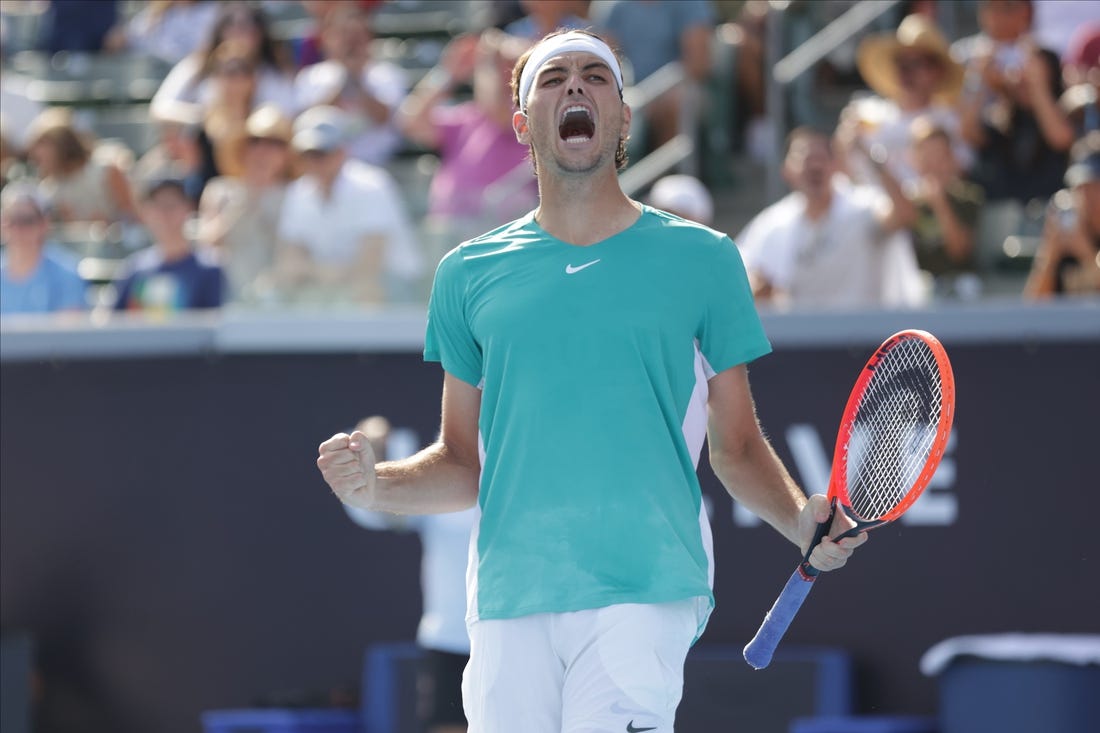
[317,431,376,505]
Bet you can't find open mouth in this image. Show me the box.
[558,105,595,143]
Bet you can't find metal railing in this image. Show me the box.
[764,0,902,200]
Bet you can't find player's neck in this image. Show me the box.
[535,171,639,246]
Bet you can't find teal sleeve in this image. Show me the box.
[698,236,771,374]
[423,248,483,387]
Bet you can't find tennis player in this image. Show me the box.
[317,29,867,733]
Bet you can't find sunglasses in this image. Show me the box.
[248,136,288,147]
[896,55,939,73]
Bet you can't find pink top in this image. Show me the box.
[428,102,535,219]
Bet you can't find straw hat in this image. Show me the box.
[229,103,291,160]
[856,15,964,103]
[244,104,293,144]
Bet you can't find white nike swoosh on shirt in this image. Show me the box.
[565,259,601,274]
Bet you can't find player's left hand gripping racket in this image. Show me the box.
[743,329,955,670]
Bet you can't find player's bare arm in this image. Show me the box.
[705,365,865,571]
[317,372,481,514]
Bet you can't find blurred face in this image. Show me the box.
[28,138,60,175]
[214,57,257,99]
[243,136,289,180]
[784,134,834,195]
[979,1,1031,43]
[517,51,629,176]
[299,148,345,185]
[894,51,944,97]
[912,135,958,179]
[140,186,192,239]
[0,199,48,249]
[324,13,372,66]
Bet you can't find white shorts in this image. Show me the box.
[462,599,701,733]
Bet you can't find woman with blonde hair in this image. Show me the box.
[25,107,138,225]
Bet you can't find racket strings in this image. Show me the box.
[844,338,943,520]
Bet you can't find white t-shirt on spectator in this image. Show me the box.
[277,158,424,285]
[736,179,924,309]
[294,60,407,166]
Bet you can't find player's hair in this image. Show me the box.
[510,29,629,175]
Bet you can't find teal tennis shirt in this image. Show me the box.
[424,206,771,626]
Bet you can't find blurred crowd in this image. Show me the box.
[0,0,1097,317]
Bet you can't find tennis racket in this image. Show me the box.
[743,329,955,670]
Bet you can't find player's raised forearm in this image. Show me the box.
[370,440,480,514]
[317,432,479,515]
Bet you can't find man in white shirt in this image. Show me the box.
[276,106,424,304]
[736,127,925,310]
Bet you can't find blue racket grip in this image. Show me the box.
[744,501,835,669]
[743,567,817,669]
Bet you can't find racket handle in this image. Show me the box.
[743,566,817,669]
[743,500,835,670]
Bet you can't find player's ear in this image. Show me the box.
[513,111,529,143]
[620,103,631,139]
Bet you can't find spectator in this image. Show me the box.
[104,0,220,65]
[198,104,294,305]
[0,184,86,314]
[958,37,1073,205]
[1060,23,1100,137]
[1024,132,1100,298]
[25,107,138,225]
[275,106,423,305]
[646,173,714,225]
[132,101,212,206]
[503,0,588,42]
[840,14,970,188]
[294,5,407,166]
[342,415,475,733]
[951,0,1033,70]
[114,175,224,312]
[905,119,985,299]
[736,127,923,310]
[38,0,117,55]
[291,0,384,69]
[590,0,715,149]
[202,39,264,179]
[396,30,536,263]
[151,1,296,123]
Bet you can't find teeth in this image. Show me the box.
[560,105,592,123]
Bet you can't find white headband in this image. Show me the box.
[518,32,624,113]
